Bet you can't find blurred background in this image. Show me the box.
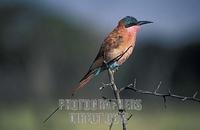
[0,0,200,130]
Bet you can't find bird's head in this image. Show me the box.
[120,16,153,28]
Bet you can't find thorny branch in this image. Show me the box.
[101,49,200,130]
[100,78,200,130]
[109,114,118,130]
[107,69,128,130]
[120,79,200,108]
[43,43,199,129]
[99,47,200,130]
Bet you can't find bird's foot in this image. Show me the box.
[112,66,119,73]
[103,60,109,69]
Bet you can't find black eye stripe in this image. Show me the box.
[125,22,137,28]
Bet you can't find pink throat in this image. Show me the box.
[127,25,140,34]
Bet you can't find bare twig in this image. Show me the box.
[120,79,200,104]
[107,69,128,130]
[100,45,200,130]
[127,114,133,121]
[99,82,112,91]
[109,114,118,130]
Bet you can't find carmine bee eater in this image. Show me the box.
[72,16,152,96]
[43,16,152,123]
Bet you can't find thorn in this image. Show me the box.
[182,97,187,101]
[168,89,171,95]
[108,99,113,102]
[154,82,161,93]
[119,109,125,113]
[163,96,167,109]
[127,114,133,121]
[133,78,137,88]
[127,83,133,88]
[102,96,107,99]
[99,86,104,90]
[193,91,198,98]
[99,82,105,91]
[102,97,113,103]
[157,81,162,90]
[99,82,111,91]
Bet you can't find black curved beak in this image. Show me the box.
[137,21,153,25]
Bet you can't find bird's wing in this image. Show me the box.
[71,29,124,96]
[88,49,104,71]
[88,28,124,71]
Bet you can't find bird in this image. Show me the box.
[72,16,152,96]
[43,16,152,123]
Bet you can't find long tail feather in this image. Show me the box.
[43,105,60,123]
[43,72,94,123]
[71,72,94,97]
[43,69,100,123]
[43,72,94,124]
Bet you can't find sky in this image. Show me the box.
[2,0,200,47]
[38,1,200,32]
[38,0,200,47]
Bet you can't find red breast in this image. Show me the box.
[114,23,140,65]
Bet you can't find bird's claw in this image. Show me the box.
[112,67,119,73]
